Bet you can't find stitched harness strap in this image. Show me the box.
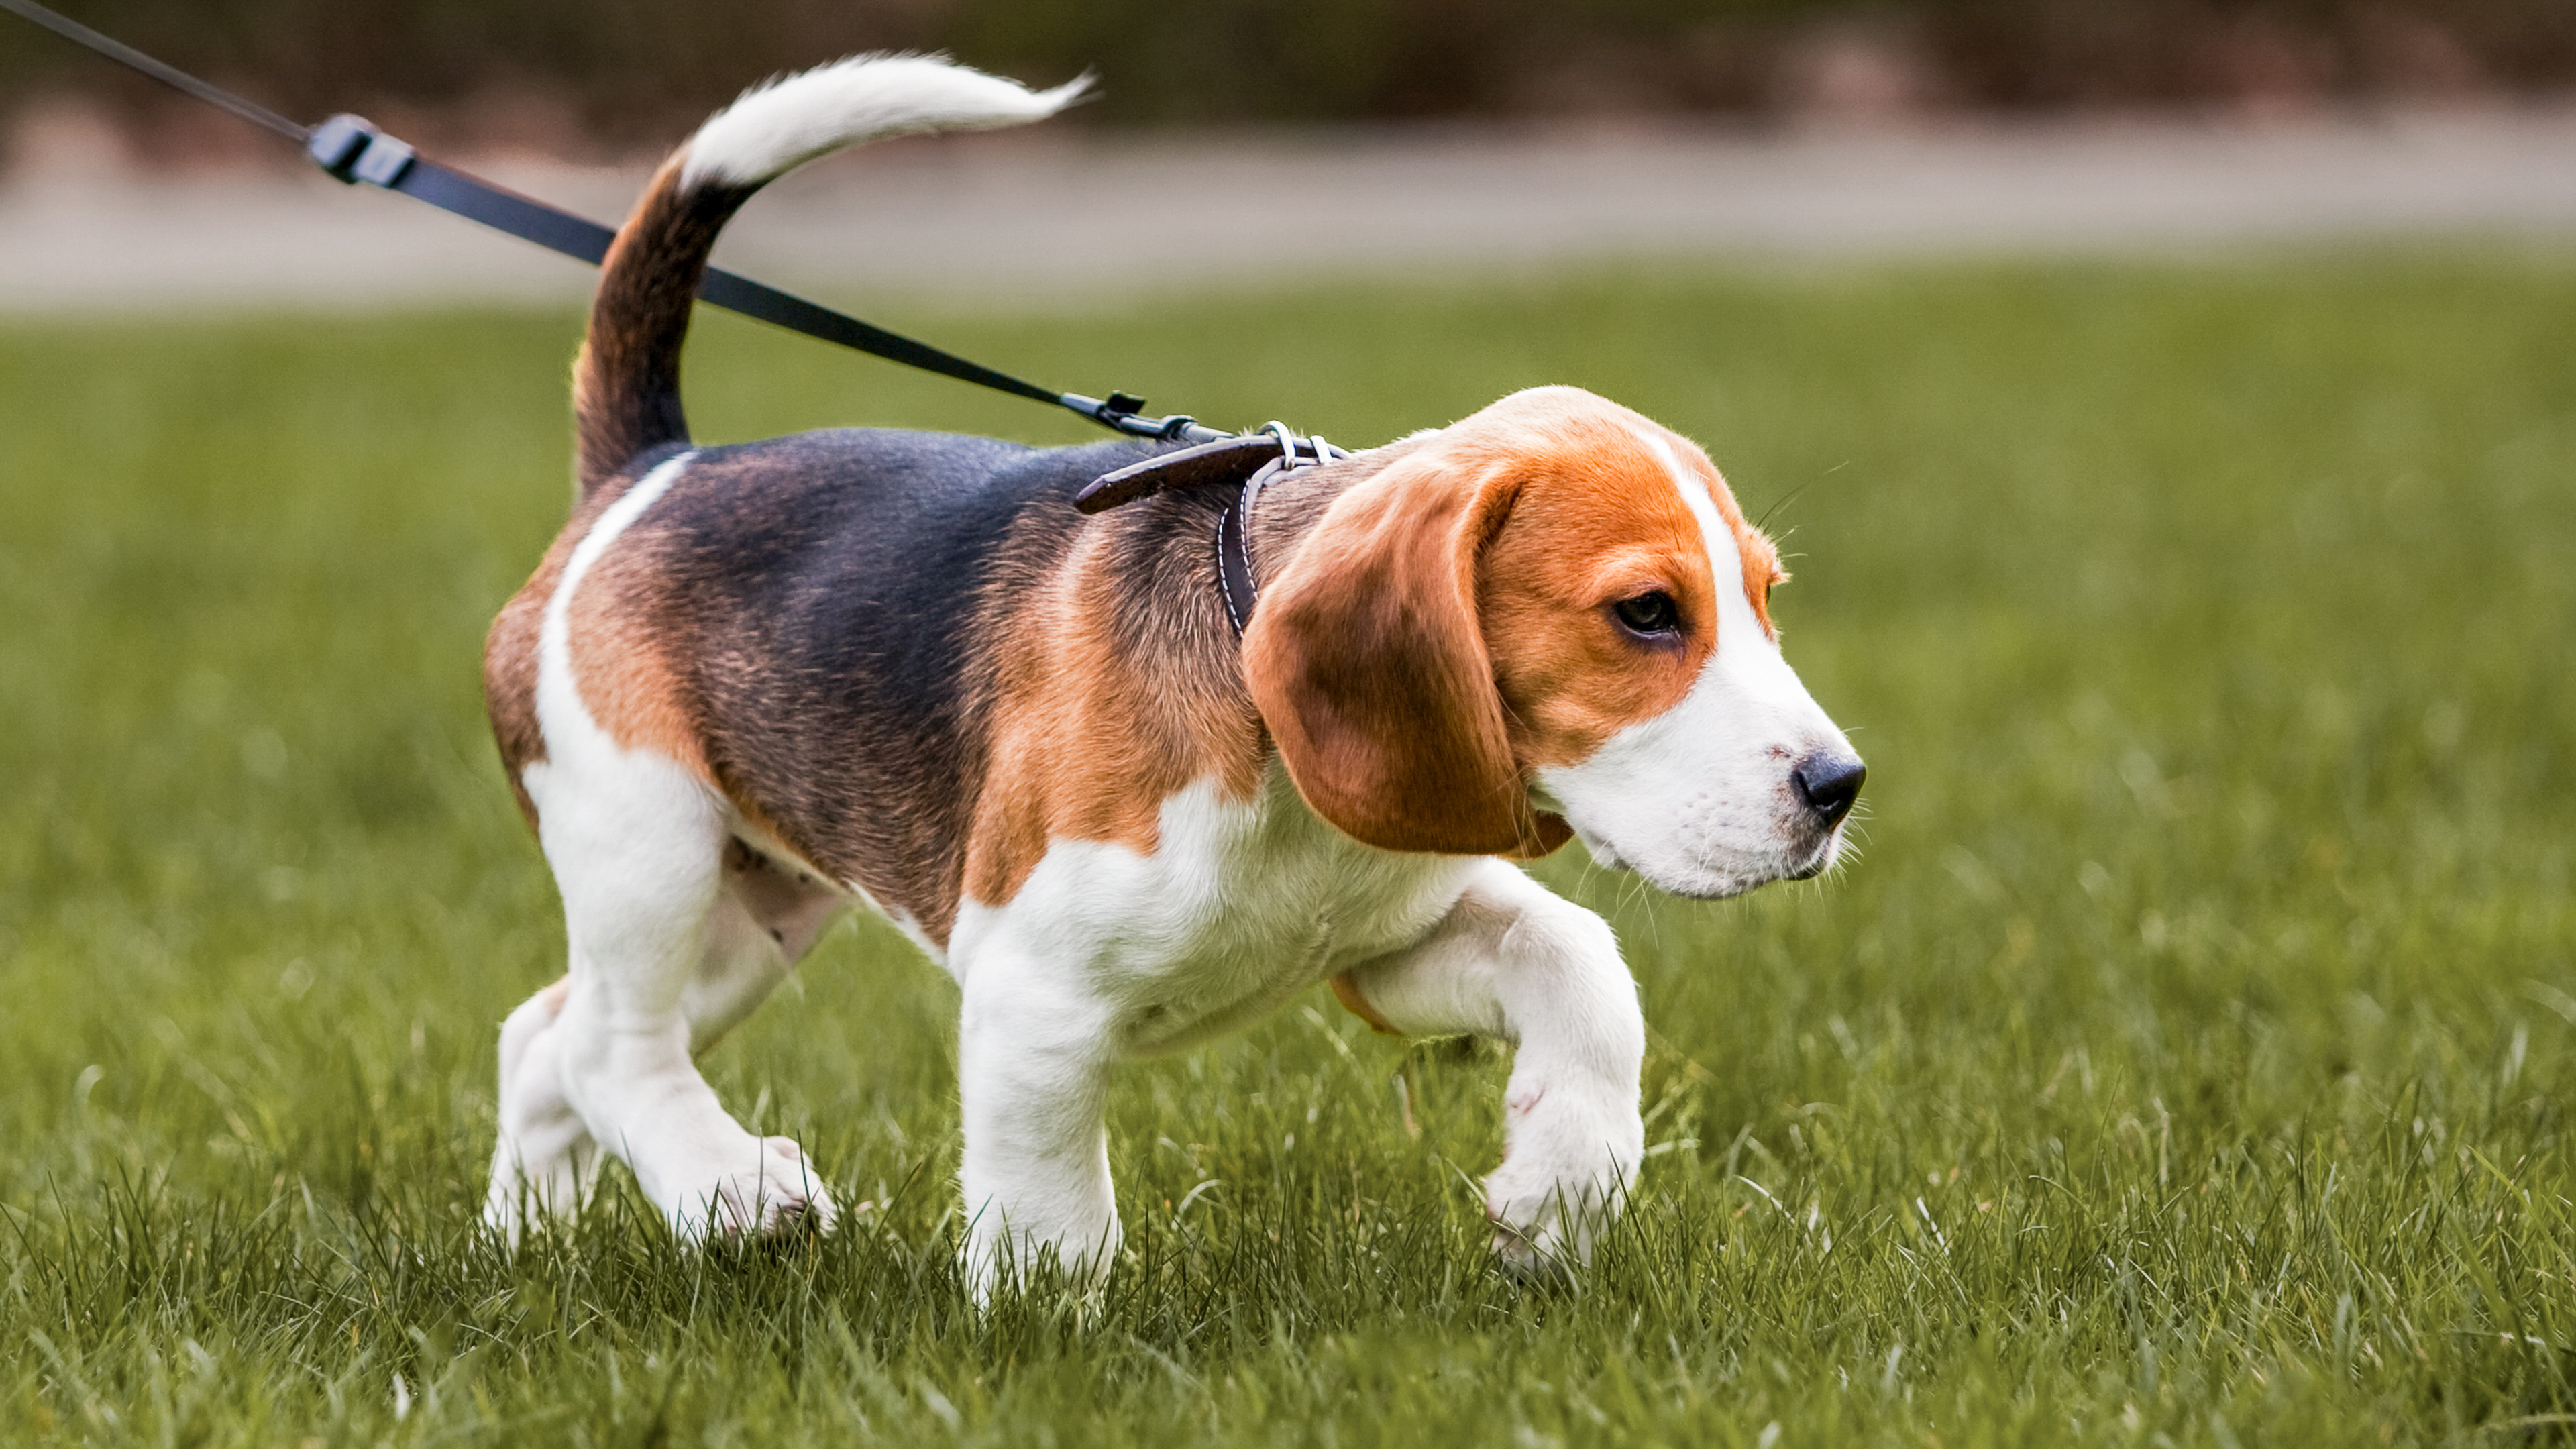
[1079,422,1344,634]
[1213,462,1274,635]
[1076,423,1342,632]
[1214,423,1343,635]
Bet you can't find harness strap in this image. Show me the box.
[1213,462,1276,635]
[1080,421,1342,633]
[1218,425,1342,634]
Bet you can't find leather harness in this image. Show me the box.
[1074,425,1347,634]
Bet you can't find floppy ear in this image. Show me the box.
[1242,445,1574,857]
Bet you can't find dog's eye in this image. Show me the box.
[1613,590,1682,639]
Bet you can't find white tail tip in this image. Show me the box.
[682,54,1089,189]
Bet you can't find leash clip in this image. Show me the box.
[1061,390,1223,443]
[307,113,415,188]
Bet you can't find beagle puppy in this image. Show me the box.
[480,55,1865,1289]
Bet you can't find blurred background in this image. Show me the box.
[3,0,2573,310]
[6,3,2576,1442]
[4,0,2575,151]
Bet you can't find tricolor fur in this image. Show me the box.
[480,55,1866,1288]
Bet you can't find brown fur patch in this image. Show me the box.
[483,582,550,828]
[571,158,753,495]
[482,502,599,829]
[1401,390,1786,783]
[962,494,1265,911]
[1472,410,1718,771]
[483,476,716,830]
[563,524,713,779]
[1243,439,1554,857]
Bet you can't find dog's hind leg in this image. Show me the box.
[482,840,846,1238]
[485,976,597,1232]
[1330,859,1646,1275]
[486,769,847,1240]
[480,447,840,1241]
[556,767,834,1240]
[681,839,849,1049]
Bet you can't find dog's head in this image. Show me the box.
[1244,386,1862,898]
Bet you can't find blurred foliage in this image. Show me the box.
[1,0,2572,149]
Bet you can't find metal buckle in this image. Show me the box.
[1257,421,1344,470]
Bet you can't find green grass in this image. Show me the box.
[5,251,2576,1445]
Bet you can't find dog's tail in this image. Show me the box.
[573,56,1087,496]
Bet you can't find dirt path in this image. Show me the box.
[3,107,2571,313]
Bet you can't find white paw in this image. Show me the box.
[482,1150,595,1240]
[1485,1164,1621,1277]
[1483,1086,1642,1275]
[671,1136,838,1241]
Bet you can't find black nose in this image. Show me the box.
[1792,752,1866,828]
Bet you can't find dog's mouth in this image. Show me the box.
[1570,821,1841,900]
[1780,826,1849,882]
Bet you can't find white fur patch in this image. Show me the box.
[942,770,1648,1285]
[1338,858,1646,1271]
[538,451,696,741]
[682,55,1089,189]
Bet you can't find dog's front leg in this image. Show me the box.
[1336,859,1646,1273]
[955,955,1120,1299]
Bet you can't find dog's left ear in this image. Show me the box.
[1242,443,1574,858]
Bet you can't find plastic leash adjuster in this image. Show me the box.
[307,113,415,188]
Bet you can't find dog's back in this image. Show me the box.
[481,58,1166,939]
[484,425,1181,942]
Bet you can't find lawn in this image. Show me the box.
[4,252,2575,1446]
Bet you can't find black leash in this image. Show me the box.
[3,0,1367,626]
[1,0,1226,445]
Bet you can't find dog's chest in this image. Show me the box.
[945,768,1475,1057]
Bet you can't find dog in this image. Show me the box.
[478,54,1865,1289]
